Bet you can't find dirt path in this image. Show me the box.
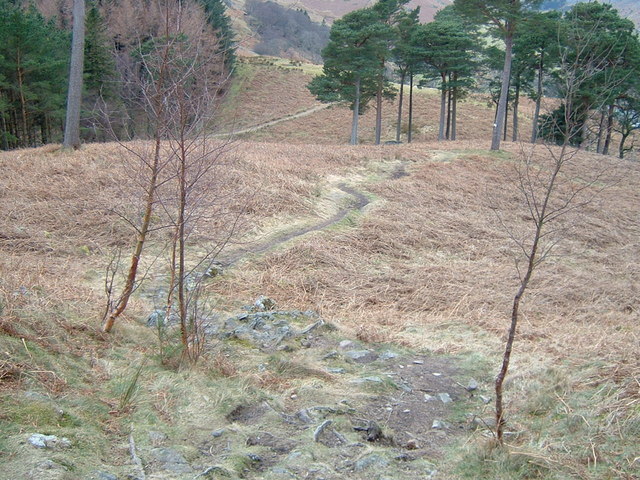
[215,103,334,137]
[219,183,369,266]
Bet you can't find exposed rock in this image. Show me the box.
[253,295,277,311]
[354,453,389,472]
[86,472,118,480]
[438,392,453,404]
[466,379,479,392]
[146,309,178,328]
[28,433,71,449]
[246,433,296,454]
[479,395,492,404]
[211,429,226,438]
[150,447,193,473]
[350,376,383,384]
[326,367,345,374]
[338,340,354,349]
[345,350,378,363]
[379,351,398,360]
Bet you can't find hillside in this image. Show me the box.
[1,57,640,479]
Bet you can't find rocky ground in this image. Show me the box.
[12,297,492,480]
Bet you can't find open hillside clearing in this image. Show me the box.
[1,131,639,478]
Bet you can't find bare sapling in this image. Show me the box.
[130,1,240,363]
[493,23,627,443]
[101,5,176,333]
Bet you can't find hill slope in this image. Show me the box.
[1,59,639,480]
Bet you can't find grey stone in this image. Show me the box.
[254,296,277,311]
[270,466,296,478]
[247,453,263,462]
[474,416,497,429]
[412,360,424,365]
[378,351,398,360]
[424,394,435,402]
[432,420,450,429]
[28,433,71,449]
[354,454,389,472]
[90,472,118,480]
[211,429,226,438]
[151,447,192,473]
[345,349,369,359]
[350,376,383,384]
[339,340,354,349]
[438,392,453,404]
[326,367,345,374]
[480,395,492,404]
[322,350,338,360]
[295,408,315,424]
[467,379,479,392]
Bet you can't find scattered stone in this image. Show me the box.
[432,372,442,376]
[432,420,449,430]
[295,408,314,424]
[406,439,419,450]
[412,360,424,365]
[89,472,117,480]
[354,454,389,472]
[195,465,233,478]
[146,309,178,328]
[345,350,378,363]
[254,296,277,311]
[313,420,333,443]
[339,340,354,349]
[270,466,296,478]
[350,376,383,384]
[474,416,497,429]
[322,350,339,360]
[326,367,345,374]
[151,447,193,474]
[402,409,411,413]
[28,433,71,449]
[424,394,435,402]
[300,339,311,348]
[480,395,492,404]
[211,429,226,438]
[379,351,398,360]
[398,382,413,393]
[247,453,263,462]
[345,350,369,360]
[467,379,479,392]
[438,392,453,404]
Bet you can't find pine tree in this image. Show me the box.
[200,0,236,71]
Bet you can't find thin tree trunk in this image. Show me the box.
[512,81,520,142]
[16,54,29,147]
[503,96,509,141]
[408,73,414,143]
[492,30,513,151]
[602,103,615,155]
[350,76,361,145]
[452,84,457,141]
[438,73,446,141]
[619,131,630,159]
[596,109,606,153]
[495,141,567,443]
[531,53,544,143]
[63,0,85,149]
[396,70,405,143]
[446,74,452,140]
[375,75,383,145]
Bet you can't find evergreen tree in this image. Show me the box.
[308,7,393,145]
[0,2,69,149]
[414,18,474,141]
[454,0,542,150]
[200,0,236,71]
[392,7,421,142]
